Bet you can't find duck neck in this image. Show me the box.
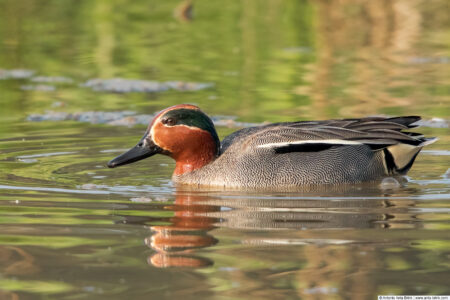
[172,132,218,176]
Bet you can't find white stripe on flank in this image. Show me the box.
[257,139,363,148]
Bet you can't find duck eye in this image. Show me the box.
[162,117,176,126]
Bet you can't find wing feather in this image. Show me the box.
[220,116,426,154]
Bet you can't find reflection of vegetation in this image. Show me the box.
[0,0,448,299]
[143,192,450,298]
[0,0,448,124]
[0,279,73,294]
[0,235,111,248]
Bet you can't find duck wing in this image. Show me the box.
[220,116,437,174]
[221,116,433,154]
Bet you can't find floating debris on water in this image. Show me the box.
[78,111,136,123]
[27,110,259,128]
[27,111,142,126]
[31,76,74,83]
[20,84,56,91]
[107,115,154,126]
[1,70,214,95]
[0,69,35,79]
[80,183,109,190]
[82,78,214,93]
[28,111,74,122]
[83,78,168,93]
[164,81,213,91]
[130,197,154,203]
[27,110,448,129]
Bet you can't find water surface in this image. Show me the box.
[0,1,449,299]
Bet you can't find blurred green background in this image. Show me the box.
[0,1,449,299]
[1,0,448,125]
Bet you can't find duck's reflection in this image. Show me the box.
[0,245,39,300]
[145,194,219,268]
[141,185,419,268]
[0,245,40,275]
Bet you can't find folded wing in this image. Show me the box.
[221,116,436,174]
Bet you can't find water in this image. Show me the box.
[0,1,449,299]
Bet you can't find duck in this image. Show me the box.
[107,104,436,189]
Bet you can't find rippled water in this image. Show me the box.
[0,1,449,299]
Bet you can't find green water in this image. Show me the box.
[0,1,449,299]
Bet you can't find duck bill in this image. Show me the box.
[107,135,162,168]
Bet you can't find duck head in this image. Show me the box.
[107,104,220,175]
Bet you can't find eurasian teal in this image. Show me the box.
[107,104,436,189]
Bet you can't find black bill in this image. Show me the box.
[107,134,162,168]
